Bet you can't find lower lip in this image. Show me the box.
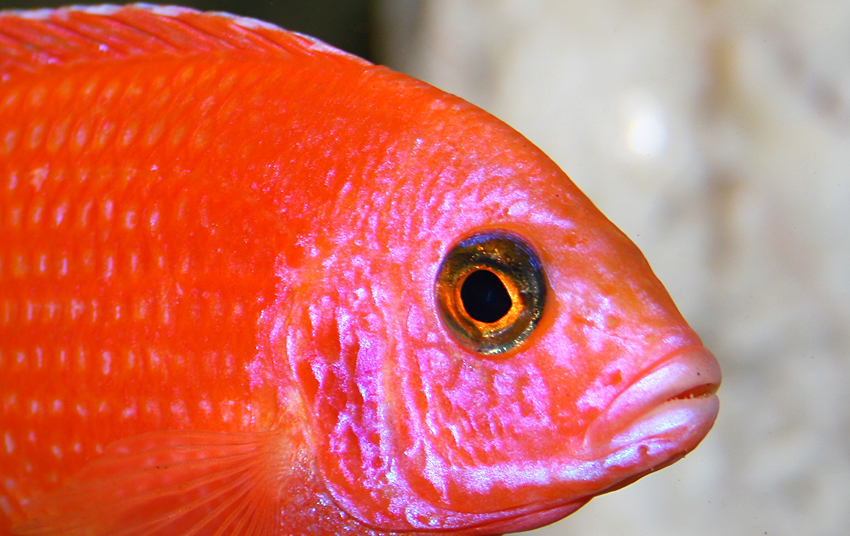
[609,389,720,452]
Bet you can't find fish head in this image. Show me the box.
[279,81,720,533]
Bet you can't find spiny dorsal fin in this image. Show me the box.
[0,4,367,75]
[12,430,299,536]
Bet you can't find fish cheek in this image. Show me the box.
[386,337,584,514]
[281,278,412,527]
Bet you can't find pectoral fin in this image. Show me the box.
[13,430,292,536]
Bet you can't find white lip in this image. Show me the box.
[584,346,721,456]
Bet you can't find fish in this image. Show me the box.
[0,4,721,536]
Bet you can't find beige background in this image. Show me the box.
[376,1,850,535]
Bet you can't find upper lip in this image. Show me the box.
[583,345,722,453]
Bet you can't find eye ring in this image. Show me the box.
[435,231,546,355]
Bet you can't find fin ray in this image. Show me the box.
[12,430,287,536]
[0,4,366,74]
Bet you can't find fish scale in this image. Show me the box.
[0,160,280,493]
[1,5,720,536]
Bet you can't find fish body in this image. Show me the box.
[0,5,721,536]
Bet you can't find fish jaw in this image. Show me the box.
[581,345,721,467]
[381,343,720,526]
[584,347,720,459]
[458,345,721,534]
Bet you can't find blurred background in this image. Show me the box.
[3,1,848,535]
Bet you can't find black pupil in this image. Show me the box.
[460,270,512,323]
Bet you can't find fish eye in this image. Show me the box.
[435,231,546,355]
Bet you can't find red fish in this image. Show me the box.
[0,5,721,535]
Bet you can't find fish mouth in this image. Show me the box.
[582,345,721,473]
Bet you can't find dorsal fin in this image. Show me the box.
[0,4,368,75]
